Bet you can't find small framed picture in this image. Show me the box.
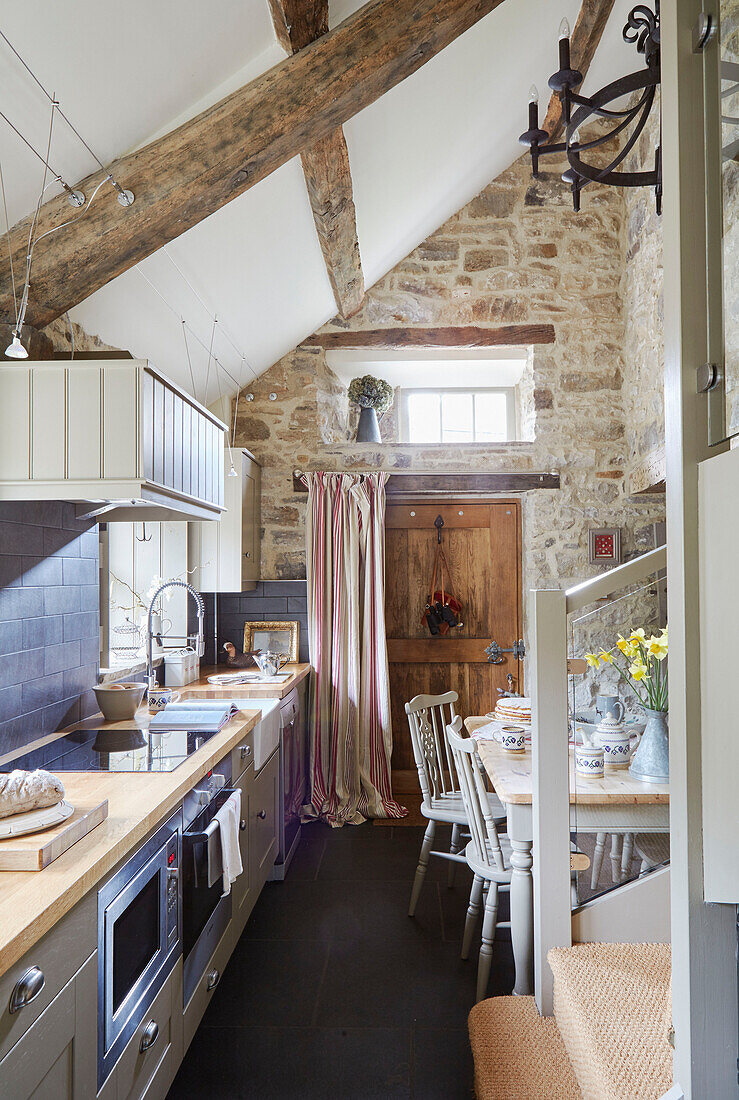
[588,527,622,565]
[244,620,300,663]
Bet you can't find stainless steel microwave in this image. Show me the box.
[97,810,181,1088]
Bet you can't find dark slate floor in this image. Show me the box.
[167,821,515,1100]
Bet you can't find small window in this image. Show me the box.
[401,388,515,444]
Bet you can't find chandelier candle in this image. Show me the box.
[519,4,662,212]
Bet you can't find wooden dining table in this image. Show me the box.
[465,716,670,996]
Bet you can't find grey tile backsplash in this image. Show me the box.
[0,502,100,755]
[199,580,309,666]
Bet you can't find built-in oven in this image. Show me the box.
[181,758,236,1005]
[97,810,181,1089]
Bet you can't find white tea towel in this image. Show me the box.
[214,789,243,897]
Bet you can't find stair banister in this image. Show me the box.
[530,588,571,1015]
[565,545,666,614]
[531,545,668,1015]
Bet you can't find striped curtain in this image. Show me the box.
[302,471,406,826]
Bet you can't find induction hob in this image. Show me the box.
[1,728,220,774]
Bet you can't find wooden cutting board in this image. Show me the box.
[0,799,109,871]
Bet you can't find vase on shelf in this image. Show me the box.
[356,405,382,443]
[629,708,669,783]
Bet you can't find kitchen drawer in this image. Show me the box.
[0,890,96,1061]
[249,748,279,896]
[110,958,182,1100]
[231,725,255,781]
[182,926,234,1054]
[0,951,96,1100]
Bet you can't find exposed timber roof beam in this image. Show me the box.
[0,0,506,331]
[268,0,364,318]
[541,0,617,144]
[301,324,556,348]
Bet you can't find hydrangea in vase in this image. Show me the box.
[348,375,393,443]
[586,627,669,783]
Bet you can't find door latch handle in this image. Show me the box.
[485,639,526,664]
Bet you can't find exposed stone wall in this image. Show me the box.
[620,96,665,471]
[42,314,121,356]
[233,145,666,632]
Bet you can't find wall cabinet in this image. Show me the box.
[0,953,96,1100]
[0,360,226,523]
[188,449,261,593]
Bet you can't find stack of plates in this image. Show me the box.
[494,697,532,726]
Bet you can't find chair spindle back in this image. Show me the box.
[445,716,506,872]
[405,692,460,803]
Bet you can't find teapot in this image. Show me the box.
[596,710,639,769]
[252,650,289,679]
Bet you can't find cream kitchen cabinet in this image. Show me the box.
[0,360,226,523]
[0,953,96,1100]
[188,448,261,592]
[249,749,280,896]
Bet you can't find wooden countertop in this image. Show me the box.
[465,717,670,806]
[182,662,311,700]
[0,707,261,978]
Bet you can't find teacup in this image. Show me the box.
[500,725,525,753]
[575,744,605,778]
[147,687,180,714]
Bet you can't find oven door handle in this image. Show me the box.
[182,788,238,843]
[184,788,238,889]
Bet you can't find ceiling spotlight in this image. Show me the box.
[67,189,86,208]
[244,393,255,402]
[5,331,28,359]
[268,392,277,401]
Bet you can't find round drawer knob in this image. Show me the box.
[206,969,220,991]
[9,967,45,1014]
[139,1020,159,1053]
[257,810,266,820]
[240,819,246,831]
[245,552,251,558]
[240,745,252,760]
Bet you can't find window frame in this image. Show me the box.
[399,385,518,444]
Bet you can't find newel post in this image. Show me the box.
[530,588,572,1014]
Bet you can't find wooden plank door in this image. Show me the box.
[385,500,522,773]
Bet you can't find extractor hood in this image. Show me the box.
[0,359,226,522]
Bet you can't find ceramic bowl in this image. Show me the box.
[93,681,146,721]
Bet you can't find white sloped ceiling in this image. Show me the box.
[0,0,638,401]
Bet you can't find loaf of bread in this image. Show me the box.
[0,770,65,819]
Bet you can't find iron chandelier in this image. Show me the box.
[519,3,662,213]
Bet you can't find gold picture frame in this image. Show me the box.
[243,620,300,663]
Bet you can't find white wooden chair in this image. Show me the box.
[405,692,507,919]
[445,715,513,1001]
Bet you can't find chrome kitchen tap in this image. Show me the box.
[146,580,205,689]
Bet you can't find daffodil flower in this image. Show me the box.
[585,653,601,668]
[598,650,613,664]
[629,661,647,681]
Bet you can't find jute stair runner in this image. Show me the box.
[468,995,582,1099]
[548,942,672,1100]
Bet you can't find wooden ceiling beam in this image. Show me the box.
[1,0,506,330]
[268,0,364,318]
[301,324,555,348]
[541,0,617,144]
